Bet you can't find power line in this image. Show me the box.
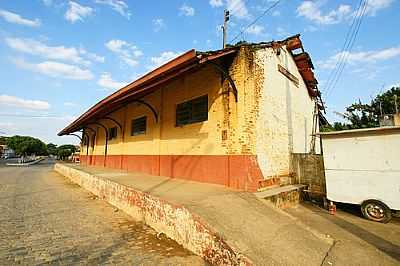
[230,0,283,44]
[324,0,368,102]
[325,0,368,100]
[323,0,367,98]
[322,0,364,95]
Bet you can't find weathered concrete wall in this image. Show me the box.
[254,46,316,180]
[263,188,303,209]
[54,163,251,265]
[291,153,325,194]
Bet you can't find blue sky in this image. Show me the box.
[0,0,399,144]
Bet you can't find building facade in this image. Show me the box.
[59,35,321,192]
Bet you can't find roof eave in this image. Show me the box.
[58,48,239,136]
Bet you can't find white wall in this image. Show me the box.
[254,46,316,178]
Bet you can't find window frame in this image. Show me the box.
[131,116,147,136]
[108,126,118,140]
[175,94,208,127]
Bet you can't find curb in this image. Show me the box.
[54,163,252,266]
[6,158,45,166]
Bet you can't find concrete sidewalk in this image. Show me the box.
[56,163,332,265]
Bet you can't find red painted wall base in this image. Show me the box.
[80,154,264,192]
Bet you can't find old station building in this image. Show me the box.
[59,35,322,192]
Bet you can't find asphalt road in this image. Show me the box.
[0,160,205,265]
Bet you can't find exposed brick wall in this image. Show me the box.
[291,153,326,194]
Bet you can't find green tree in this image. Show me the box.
[371,87,400,116]
[322,86,400,131]
[57,144,76,153]
[57,144,76,160]
[46,143,58,155]
[6,135,47,156]
[0,136,7,145]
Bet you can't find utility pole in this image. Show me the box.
[222,9,229,49]
[395,95,398,114]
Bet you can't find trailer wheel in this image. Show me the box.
[361,200,392,223]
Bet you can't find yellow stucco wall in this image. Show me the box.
[87,64,235,156]
[83,46,318,180]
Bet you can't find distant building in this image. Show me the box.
[0,145,15,158]
[59,35,322,192]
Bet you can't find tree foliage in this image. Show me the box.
[57,144,77,160]
[5,135,78,160]
[6,135,47,156]
[0,136,7,145]
[46,143,58,155]
[322,87,400,131]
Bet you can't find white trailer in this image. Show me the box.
[319,126,400,223]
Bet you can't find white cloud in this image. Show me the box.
[297,0,393,25]
[208,0,249,19]
[95,0,131,19]
[12,58,94,80]
[78,47,105,63]
[152,18,165,32]
[209,0,224,8]
[0,95,50,110]
[364,0,393,16]
[227,0,249,19]
[318,47,400,69]
[97,73,129,91]
[0,9,41,27]
[297,1,351,25]
[5,37,103,66]
[105,39,142,67]
[245,25,265,36]
[179,4,195,16]
[65,1,93,23]
[148,51,183,70]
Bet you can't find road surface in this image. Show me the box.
[285,201,400,265]
[0,160,205,265]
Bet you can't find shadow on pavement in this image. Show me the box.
[314,206,400,261]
